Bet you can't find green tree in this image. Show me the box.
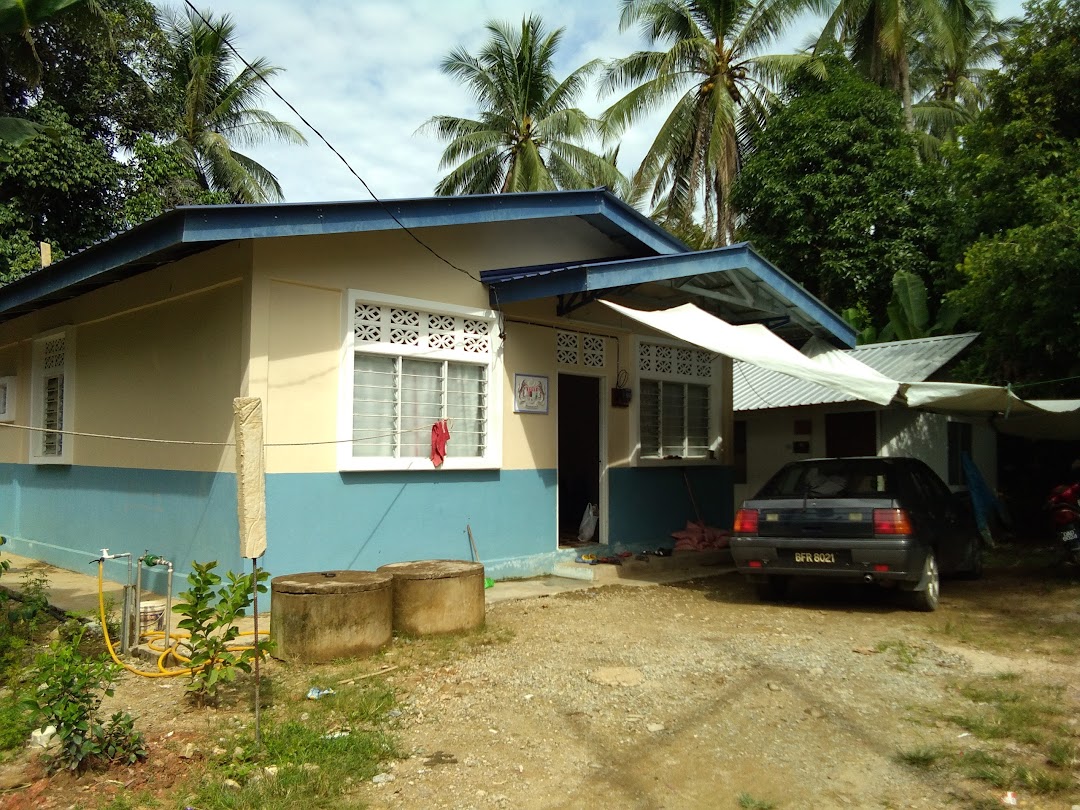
[732,58,954,317]
[946,0,1080,392]
[600,0,809,247]
[422,15,623,195]
[159,7,304,203]
[0,104,123,279]
[812,0,988,130]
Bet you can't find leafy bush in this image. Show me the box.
[24,631,146,773]
[173,561,271,706]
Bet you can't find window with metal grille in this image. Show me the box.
[639,380,710,459]
[637,339,714,461]
[31,329,73,464]
[342,293,498,470]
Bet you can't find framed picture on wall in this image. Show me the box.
[513,374,549,414]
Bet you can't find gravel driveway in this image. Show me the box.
[361,565,1080,810]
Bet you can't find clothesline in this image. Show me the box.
[0,420,454,448]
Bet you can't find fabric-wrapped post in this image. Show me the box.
[270,571,392,662]
[376,560,485,635]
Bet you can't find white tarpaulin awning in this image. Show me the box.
[605,301,1080,437]
[602,301,900,406]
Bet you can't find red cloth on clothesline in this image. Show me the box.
[430,419,450,467]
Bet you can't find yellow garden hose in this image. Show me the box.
[96,560,267,678]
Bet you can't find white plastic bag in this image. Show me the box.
[577,503,599,542]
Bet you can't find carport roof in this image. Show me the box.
[734,332,979,411]
[482,242,856,346]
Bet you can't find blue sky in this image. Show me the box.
[154,0,1029,203]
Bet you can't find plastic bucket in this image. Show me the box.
[139,601,165,635]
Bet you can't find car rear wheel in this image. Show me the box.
[755,575,790,602]
[909,551,939,612]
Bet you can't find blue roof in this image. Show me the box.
[0,188,853,345]
[482,243,856,346]
[0,189,686,325]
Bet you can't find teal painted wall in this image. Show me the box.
[0,465,559,589]
[608,466,735,547]
[0,463,732,586]
[0,464,240,594]
[263,469,557,577]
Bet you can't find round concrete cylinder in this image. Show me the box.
[270,571,392,663]
[376,560,485,635]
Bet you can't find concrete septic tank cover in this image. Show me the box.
[269,570,393,663]
[376,559,485,636]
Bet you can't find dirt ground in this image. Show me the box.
[3,557,1080,809]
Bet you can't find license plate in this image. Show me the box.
[1063,528,1078,542]
[794,552,836,564]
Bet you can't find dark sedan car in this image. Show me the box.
[730,457,982,611]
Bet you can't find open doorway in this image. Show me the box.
[558,373,602,547]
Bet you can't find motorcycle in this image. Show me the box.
[1046,481,1080,565]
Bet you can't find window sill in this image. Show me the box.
[338,456,501,473]
[634,456,720,468]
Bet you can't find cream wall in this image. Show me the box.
[0,342,28,463]
[0,242,249,472]
[735,406,830,504]
[252,220,641,474]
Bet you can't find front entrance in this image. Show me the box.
[557,373,602,547]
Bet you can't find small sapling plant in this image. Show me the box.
[173,560,271,706]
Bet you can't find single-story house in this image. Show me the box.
[0,190,856,590]
[731,333,997,504]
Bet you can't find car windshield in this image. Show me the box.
[758,460,895,499]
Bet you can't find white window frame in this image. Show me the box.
[631,336,720,466]
[30,327,75,465]
[0,376,16,423]
[338,290,502,472]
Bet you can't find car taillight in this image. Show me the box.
[734,508,759,534]
[873,508,913,535]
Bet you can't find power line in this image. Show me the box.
[180,1,481,284]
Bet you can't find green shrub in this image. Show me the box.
[24,631,146,773]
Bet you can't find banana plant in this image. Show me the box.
[881,270,961,341]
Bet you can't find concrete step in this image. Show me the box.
[554,549,733,583]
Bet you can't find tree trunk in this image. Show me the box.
[900,50,914,132]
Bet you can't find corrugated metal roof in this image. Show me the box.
[733,332,979,411]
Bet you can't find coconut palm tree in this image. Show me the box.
[600,0,810,247]
[160,7,304,203]
[909,1,1018,147]
[421,15,624,196]
[811,0,996,132]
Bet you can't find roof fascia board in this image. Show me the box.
[488,244,856,346]
[0,189,683,323]
[0,215,188,316]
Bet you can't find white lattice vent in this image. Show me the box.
[556,331,605,367]
[353,301,490,354]
[639,341,712,380]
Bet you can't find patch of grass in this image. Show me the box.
[875,639,921,669]
[918,675,1079,798]
[895,746,944,768]
[737,793,776,810]
[0,693,30,753]
[99,791,160,809]
[950,679,1063,745]
[181,682,400,808]
[1046,739,1077,768]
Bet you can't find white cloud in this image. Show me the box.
[153,0,1026,204]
